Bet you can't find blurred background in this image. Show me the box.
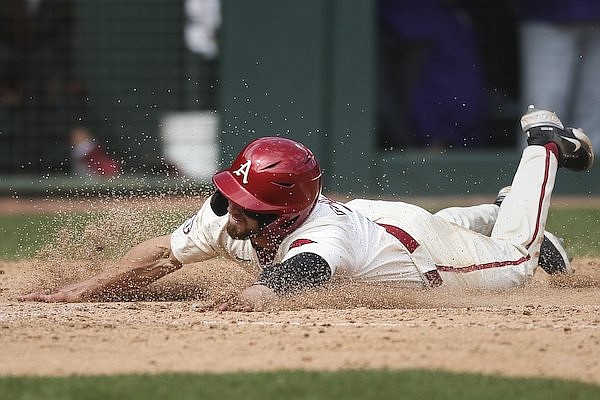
[0,0,598,196]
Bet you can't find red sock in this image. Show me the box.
[544,142,559,160]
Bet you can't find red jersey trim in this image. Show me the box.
[378,223,420,253]
[378,223,441,286]
[525,147,552,250]
[437,255,531,273]
[289,239,316,249]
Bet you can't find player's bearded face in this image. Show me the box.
[226,201,261,240]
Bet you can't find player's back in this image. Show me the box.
[283,197,423,284]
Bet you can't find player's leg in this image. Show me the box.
[490,145,556,265]
[408,204,534,289]
[435,186,573,275]
[433,204,498,235]
[426,107,591,288]
[491,106,593,268]
[491,186,573,274]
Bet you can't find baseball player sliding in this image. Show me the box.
[19,106,594,311]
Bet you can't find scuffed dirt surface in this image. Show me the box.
[0,196,599,384]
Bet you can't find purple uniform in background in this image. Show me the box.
[378,0,486,148]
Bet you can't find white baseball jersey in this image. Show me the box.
[171,195,427,288]
[171,145,557,290]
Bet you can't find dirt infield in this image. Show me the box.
[1,196,599,383]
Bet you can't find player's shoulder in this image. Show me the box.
[283,197,360,249]
[188,194,229,234]
[345,198,388,215]
[346,198,417,212]
[345,198,375,209]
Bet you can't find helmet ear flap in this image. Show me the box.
[210,190,228,216]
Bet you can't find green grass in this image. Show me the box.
[0,208,188,261]
[546,208,600,256]
[0,213,64,260]
[0,370,598,400]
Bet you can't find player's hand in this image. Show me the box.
[216,300,255,312]
[18,290,83,303]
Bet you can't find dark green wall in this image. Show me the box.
[218,0,375,194]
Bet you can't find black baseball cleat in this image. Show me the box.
[538,232,573,275]
[520,105,594,171]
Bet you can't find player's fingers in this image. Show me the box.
[216,302,253,312]
[239,304,254,312]
[18,292,67,303]
[18,292,49,302]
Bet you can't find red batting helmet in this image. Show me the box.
[211,137,322,237]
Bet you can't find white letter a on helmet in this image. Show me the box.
[233,160,251,184]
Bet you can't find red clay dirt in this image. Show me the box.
[0,195,599,383]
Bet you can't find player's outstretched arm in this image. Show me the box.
[18,235,182,302]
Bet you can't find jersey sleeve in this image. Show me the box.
[282,224,353,277]
[170,196,224,264]
[256,252,332,295]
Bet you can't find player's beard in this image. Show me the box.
[226,221,258,240]
[227,221,258,240]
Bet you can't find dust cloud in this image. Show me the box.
[12,195,600,311]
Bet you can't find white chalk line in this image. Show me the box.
[192,319,600,331]
[3,311,599,331]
